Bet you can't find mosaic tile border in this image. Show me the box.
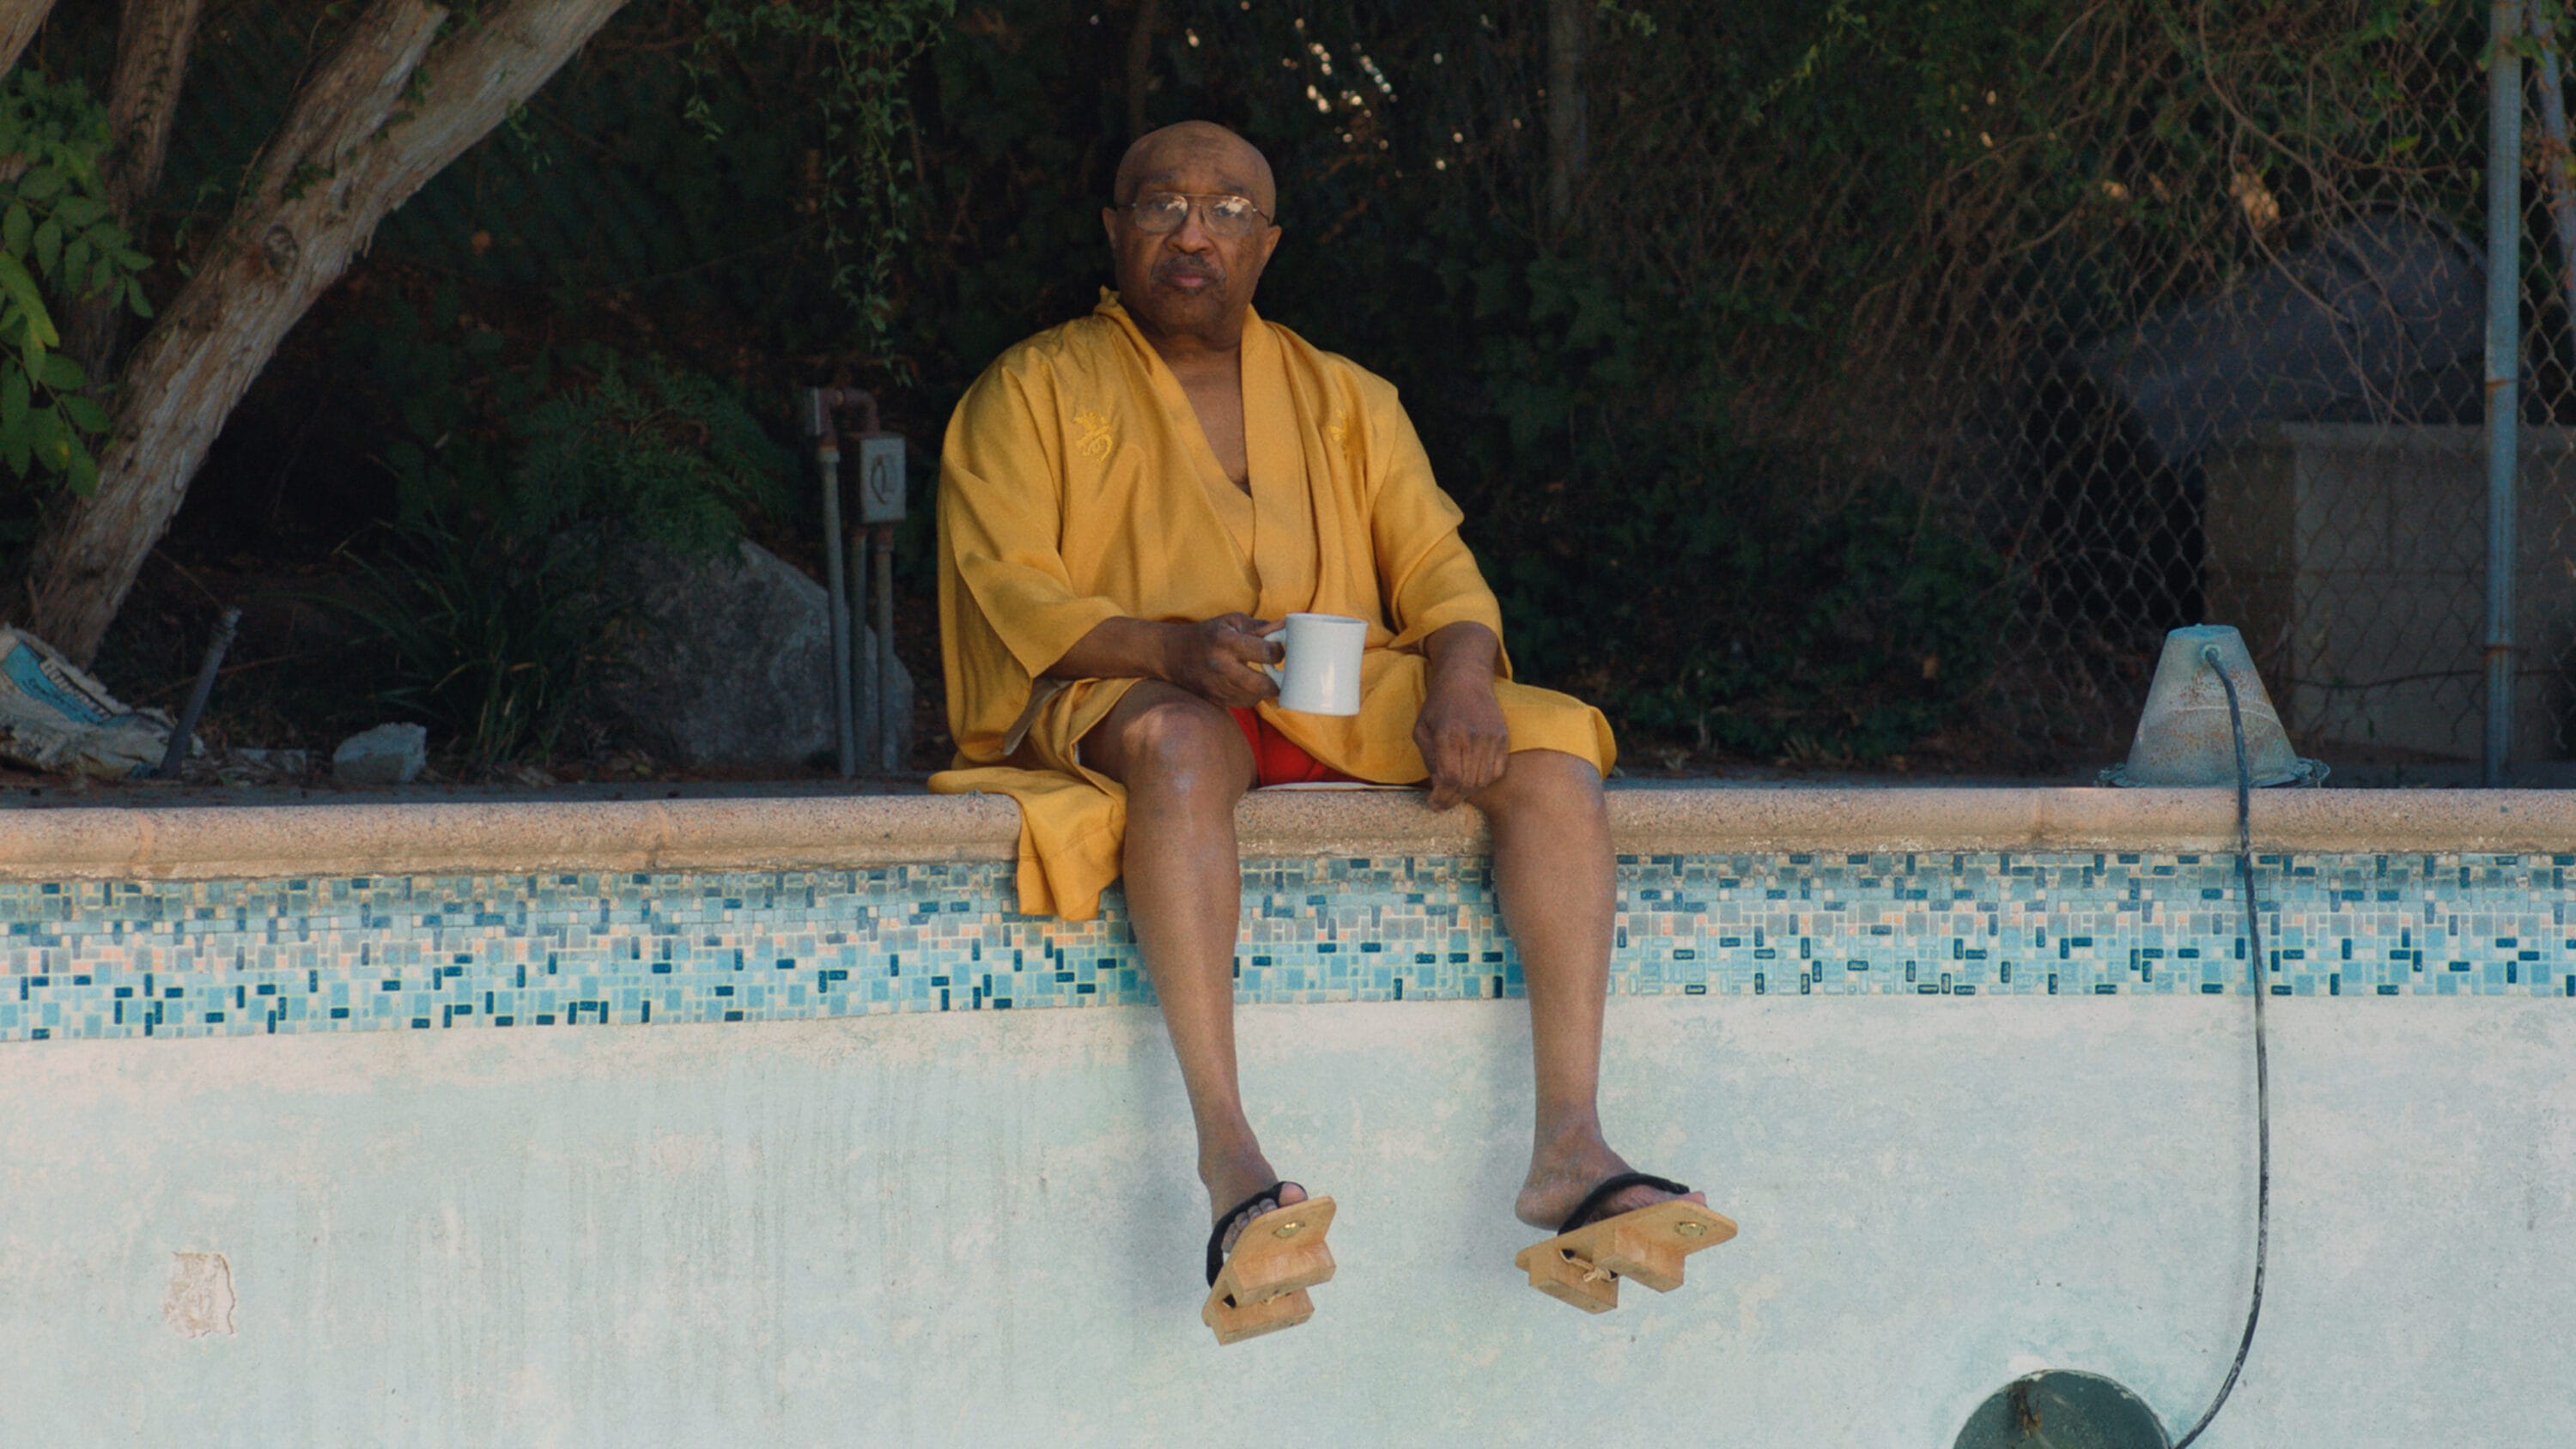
[3,852,2570,1042]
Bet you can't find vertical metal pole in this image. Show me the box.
[156,606,240,779]
[817,443,855,779]
[873,522,898,772]
[848,528,873,768]
[2486,0,2526,785]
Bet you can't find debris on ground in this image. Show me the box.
[0,627,196,779]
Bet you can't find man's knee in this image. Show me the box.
[1472,748,1603,818]
[1107,690,1253,795]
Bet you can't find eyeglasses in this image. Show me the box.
[1117,191,1274,239]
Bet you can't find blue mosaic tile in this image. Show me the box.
[0,852,2566,1043]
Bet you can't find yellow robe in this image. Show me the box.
[930,292,1616,920]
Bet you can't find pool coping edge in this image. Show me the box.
[0,787,2567,882]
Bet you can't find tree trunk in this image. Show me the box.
[63,0,206,381]
[1125,0,1160,140]
[0,0,59,80]
[22,0,631,664]
[1544,0,1589,231]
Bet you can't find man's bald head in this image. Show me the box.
[1103,121,1284,349]
[1113,121,1277,216]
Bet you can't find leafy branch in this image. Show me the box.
[0,70,155,496]
[690,0,955,371]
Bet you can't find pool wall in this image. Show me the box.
[3,787,2572,1446]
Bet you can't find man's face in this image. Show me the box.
[1102,137,1282,342]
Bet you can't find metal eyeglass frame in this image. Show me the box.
[1115,191,1276,238]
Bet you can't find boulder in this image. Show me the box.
[592,537,913,771]
[332,723,428,785]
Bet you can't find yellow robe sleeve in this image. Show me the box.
[934,364,1127,757]
[930,346,1151,923]
[1364,394,1509,654]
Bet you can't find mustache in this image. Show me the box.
[1152,257,1224,286]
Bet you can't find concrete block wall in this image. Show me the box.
[2203,422,2576,761]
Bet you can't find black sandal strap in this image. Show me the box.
[1205,1181,1297,1286]
[1555,1172,1692,1236]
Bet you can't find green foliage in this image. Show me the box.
[1416,247,2008,759]
[329,288,795,770]
[0,70,153,498]
[1688,0,2487,355]
[155,2,952,369]
[689,0,957,367]
[342,286,792,554]
[333,517,609,775]
[1505,467,2008,760]
[511,353,793,555]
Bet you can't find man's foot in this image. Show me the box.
[1511,1173,1735,1313]
[1206,1179,1311,1273]
[1514,1135,1704,1230]
[1200,1181,1337,1345]
[1205,1150,1306,1258]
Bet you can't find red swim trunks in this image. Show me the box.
[1230,708,1359,787]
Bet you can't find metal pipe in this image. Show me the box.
[2485,0,2526,785]
[155,606,239,779]
[874,522,898,772]
[808,390,856,779]
[816,386,881,435]
[848,507,872,766]
[848,530,873,769]
[809,387,898,773]
[810,387,896,772]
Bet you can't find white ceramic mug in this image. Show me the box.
[1261,612,1366,715]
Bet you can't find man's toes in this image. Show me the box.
[1605,1184,1704,1219]
[1216,1180,1307,1258]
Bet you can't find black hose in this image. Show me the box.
[2170,644,2272,1448]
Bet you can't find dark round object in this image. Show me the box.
[1952,1370,2172,1449]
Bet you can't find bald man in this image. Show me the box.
[932,122,1731,1341]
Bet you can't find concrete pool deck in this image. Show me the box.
[3,782,2576,881]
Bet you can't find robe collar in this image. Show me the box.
[1094,291,1315,618]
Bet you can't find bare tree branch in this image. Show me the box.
[1545,0,1588,231]
[24,0,633,663]
[1124,0,1158,140]
[64,0,207,378]
[101,0,202,221]
[0,0,59,82]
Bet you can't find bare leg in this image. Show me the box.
[1084,682,1305,1238]
[1469,749,1706,1228]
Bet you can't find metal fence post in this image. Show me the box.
[2486,0,2527,785]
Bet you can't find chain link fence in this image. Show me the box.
[125,1,2576,779]
[1632,2,2576,775]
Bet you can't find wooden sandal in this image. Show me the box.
[1200,1182,1338,1345]
[1513,1172,1735,1313]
